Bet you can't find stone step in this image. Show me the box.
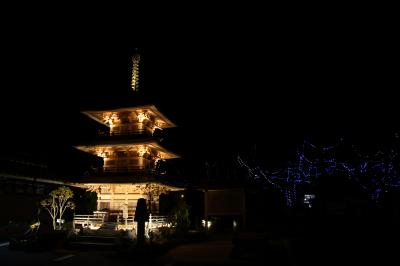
[99,223,118,230]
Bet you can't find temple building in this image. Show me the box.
[74,51,182,217]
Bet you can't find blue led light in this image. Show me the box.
[238,134,400,207]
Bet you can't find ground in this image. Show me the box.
[1,224,398,266]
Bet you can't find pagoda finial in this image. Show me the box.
[131,49,140,91]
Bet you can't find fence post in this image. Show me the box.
[149,213,152,229]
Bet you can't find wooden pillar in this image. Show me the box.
[111,185,115,211]
[125,186,129,213]
[97,196,101,211]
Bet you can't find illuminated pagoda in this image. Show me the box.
[75,51,182,217]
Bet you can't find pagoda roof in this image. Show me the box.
[74,139,180,159]
[82,104,176,128]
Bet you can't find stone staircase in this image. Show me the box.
[68,222,121,250]
[98,222,118,232]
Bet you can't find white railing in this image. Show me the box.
[147,215,169,229]
[146,214,170,236]
[116,214,170,231]
[74,212,106,230]
[117,215,135,230]
[74,212,170,232]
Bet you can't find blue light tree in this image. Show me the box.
[238,135,400,208]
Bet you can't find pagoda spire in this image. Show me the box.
[131,49,141,91]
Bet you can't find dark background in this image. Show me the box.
[1,21,398,182]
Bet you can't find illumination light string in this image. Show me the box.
[238,137,400,207]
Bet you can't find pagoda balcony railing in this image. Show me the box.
[103,165,146,173]
[85,166,157,177]
[97,128,153,138]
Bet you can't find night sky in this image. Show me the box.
[1,27,398,181]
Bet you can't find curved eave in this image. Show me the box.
[74,139,180,159]
[81,104,177,128]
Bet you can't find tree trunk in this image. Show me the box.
[59,213,63,230]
